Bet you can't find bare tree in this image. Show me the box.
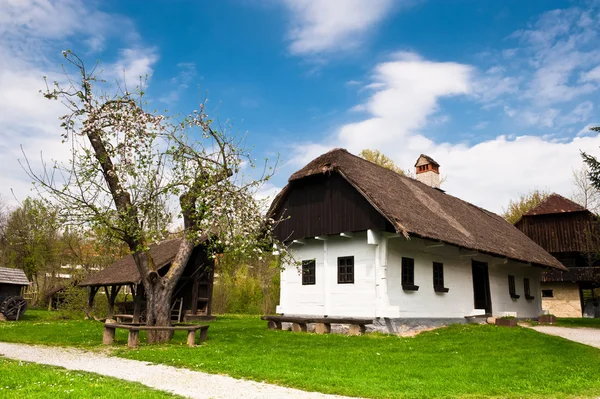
[571,166,600,214]
[0,196,9,267]
[25,51,279,342]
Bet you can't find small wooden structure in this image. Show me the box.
[103,322,209,348]
[0,267,30,321]
[79,238,215,322]
[515,194,600,317]
[261,315,373,335]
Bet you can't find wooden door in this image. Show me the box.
[472,260,492,314]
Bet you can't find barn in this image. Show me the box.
[79,238,215,322]
[515,194,600,317]
[268,149,565,331]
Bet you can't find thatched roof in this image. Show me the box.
[524,193,587,216]
[79,239,184,287]
[272,148,565,270]
[0,267,29,286]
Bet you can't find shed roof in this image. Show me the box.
[414,154,440,167]
[0,267,30,286]
[79,239,184,287]
[523,193,587,216]
[272,148,565,270]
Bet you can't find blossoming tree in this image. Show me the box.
[29,51,277,342]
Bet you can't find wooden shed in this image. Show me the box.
[79,238,215,322]
[0,267,30,320]
[515,194,600,317]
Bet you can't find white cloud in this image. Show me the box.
[336,52,472,150]
[474,121,489,130]
[282,0,399,55]
[108,47,159,82]
[508,6,600,104]
[560,101,594,125]
[285,49,600,213]
[0,0,157,206]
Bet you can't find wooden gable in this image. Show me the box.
[272,172,395,242]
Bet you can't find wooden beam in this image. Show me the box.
[292,239,306,245]
[340,232,354,239]
[315,236,328,241]
[460,251,479,258]
[105,285,121,319]
[425,240,444,249]
[86,286,99,318]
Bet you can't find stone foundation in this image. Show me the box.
[541,282,582,318]
[282,317,471,335]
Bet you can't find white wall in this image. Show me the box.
[278,231,543,319]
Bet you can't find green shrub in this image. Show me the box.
[212,253,280,315]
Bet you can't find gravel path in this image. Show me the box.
[0,342,356,399]
[530,326,600,349]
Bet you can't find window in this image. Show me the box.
[508,275,520,299]
[542,289,554,298]
[302,260,315,285]
[402,257,419,291]
[433,262,449,293]
[524,278,534,300]
[337,256,354,284]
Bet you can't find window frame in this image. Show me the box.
[301,259,316,285]
[524,277,534,300]
[433,262,449,293]
[401,257,419,291]
[337,256,354,284]
[542,289,554,298]
[508,275,520,299]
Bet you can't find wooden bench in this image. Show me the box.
[260,316,373,335]
[113,314,134,323]
[103,323,209,348]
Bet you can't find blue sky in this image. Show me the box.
[2,0,600,213]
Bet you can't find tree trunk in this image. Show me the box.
[145,280,173,343]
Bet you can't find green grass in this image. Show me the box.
[3,310,600,398]
[554,317,600,328]
[0,357,180,398]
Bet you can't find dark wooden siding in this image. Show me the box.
[272,173,395,242]
[516,212,600,254]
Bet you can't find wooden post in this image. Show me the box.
[105,285,121,319]
[292,322,307,332]
[206,264,215,316]
[267,320,282,330]
[103,325,115,345]
[191,264,201,315]
[348,324,366,336]
[187,330,196,347]
[199,327,208,342]
[315,323,331,334]
[132,284,143,323]
[127,329,139,348]
[86,286,99,318]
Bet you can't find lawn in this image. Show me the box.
[552,317,600,328]
[0,357,180,398]
[2,310,600,398]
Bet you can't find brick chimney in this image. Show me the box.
[415,154,440,189]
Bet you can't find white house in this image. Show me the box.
[268,149,566,331]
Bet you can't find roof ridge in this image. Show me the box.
[524,192,587,217]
